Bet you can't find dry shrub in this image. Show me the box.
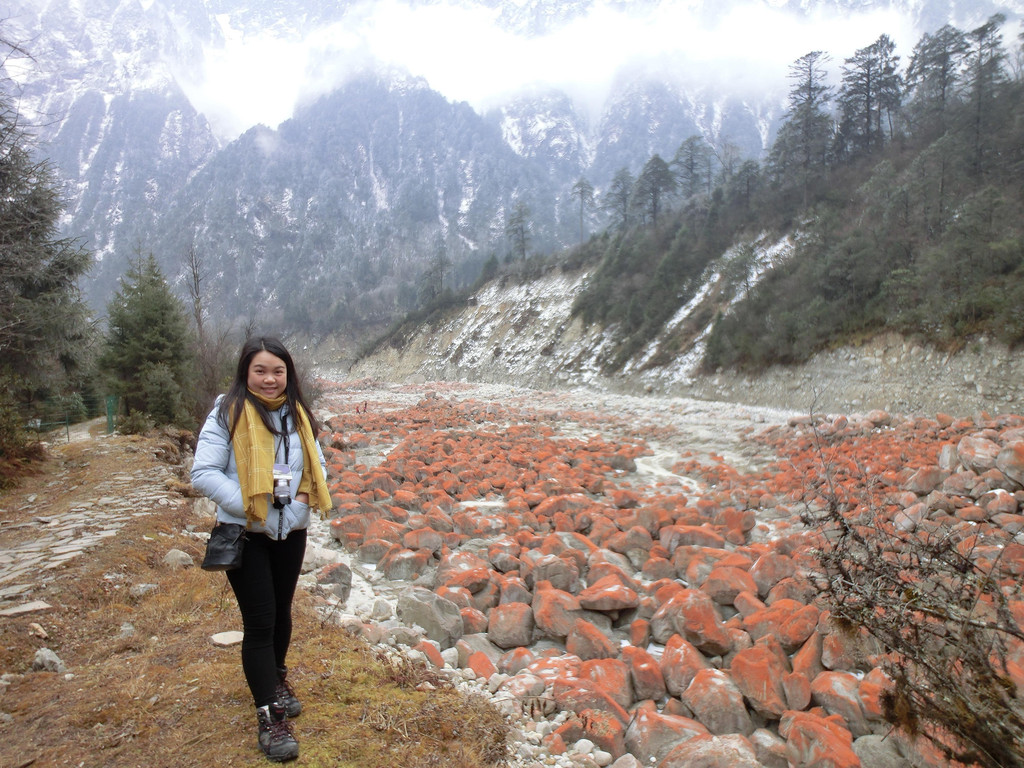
[803,426,1024,768]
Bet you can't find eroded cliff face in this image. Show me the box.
[346,265,1024,419]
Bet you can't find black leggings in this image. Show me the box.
[226,529,307,707]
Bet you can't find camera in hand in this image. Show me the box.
[272,463,293,509]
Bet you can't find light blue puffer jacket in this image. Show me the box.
[191,395,327,540]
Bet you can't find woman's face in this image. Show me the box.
[248,350,288,399]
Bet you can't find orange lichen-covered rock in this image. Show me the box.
[701,566,758,606]
[566,618,620,660]
[551,676,629,724]
[578,574,640,612]
[650,588,733,655]
[780,710,859,768]
[730,645,789,718]
[810,670,870,737]
[660,634,712,697]
[681,668,754,736]
[460,606,489,635]
[579,657,633,709]
[532,582,581,640]
[622,645,666,702]
[623,706,710,765]
[659,733,762,768]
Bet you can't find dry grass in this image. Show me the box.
[0,433,510,768]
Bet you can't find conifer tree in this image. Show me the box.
[505,201,530,261]
[836,35,902,158]
[0,90,93,396]
[603,168,634,231]
[570,177,595,244]
[635,154,676,226]
[672,136,713,199]
[904,25,969,137]
[769,51,833,205]
[100,252,195,428]
[0,61,93,473]
[963,14,1009,175]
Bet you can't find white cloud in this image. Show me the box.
[180,0,922,141]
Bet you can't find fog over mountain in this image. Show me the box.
[2,0,1021,333]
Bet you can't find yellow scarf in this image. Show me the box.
[232,390,332,526]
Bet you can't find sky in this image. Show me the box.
[181,0,923,141]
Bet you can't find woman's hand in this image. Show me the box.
[296,492,309,504]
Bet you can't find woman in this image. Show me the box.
[192,337,332,763]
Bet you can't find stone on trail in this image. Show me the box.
[32,647,66,673]
[162,548,193,569]
[0,600,51,617]
[210,630,244,647]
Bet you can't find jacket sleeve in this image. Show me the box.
[191,398,245,517]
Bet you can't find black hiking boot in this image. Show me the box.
[256,701,299,762]
[276,665,302,718]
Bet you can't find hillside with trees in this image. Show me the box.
[556,14,1024,375]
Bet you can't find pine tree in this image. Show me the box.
[904,25,969,138]
[672,136,713,199]
[963,14,1009,175]
[836,35,902,158]
[0,69,93,475]
[603,168,635,232]
[100,253,195,427]
[0,91,93,395]
[570,177,595,245]
[505,201,530,261]
[635,154,676,226]
[769,51,834,205]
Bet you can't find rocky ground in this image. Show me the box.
[3,379,1023,768]
[301,378,1024,768]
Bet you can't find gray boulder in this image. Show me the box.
[396,586,463,649]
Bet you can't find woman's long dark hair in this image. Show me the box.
[217,336,321,439]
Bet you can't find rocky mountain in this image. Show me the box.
[2,0,1021,332]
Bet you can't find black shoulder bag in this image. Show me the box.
[201,522,247,571]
